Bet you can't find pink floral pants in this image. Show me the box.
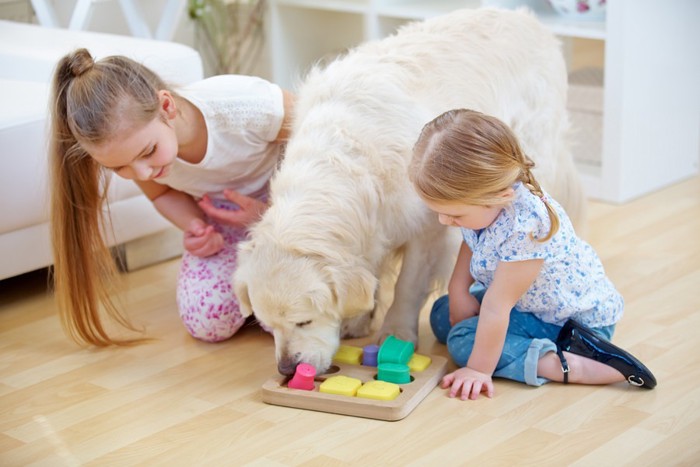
[176,197,264,342]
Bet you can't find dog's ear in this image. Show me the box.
[232,245,254,318]
[328,264,377,316]
[237,237,255,253]
[307,283,335,318]
[233,276,253,318]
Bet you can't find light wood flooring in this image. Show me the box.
[1,175,699,466]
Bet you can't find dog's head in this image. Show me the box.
[233,232,377,376]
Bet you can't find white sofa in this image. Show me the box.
[0,20,203,280]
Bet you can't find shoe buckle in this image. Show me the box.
[628,375,644,387]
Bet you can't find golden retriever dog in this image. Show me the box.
[234,8,583,375]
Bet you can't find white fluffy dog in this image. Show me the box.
[234,8,583,375]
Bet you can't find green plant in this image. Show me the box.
[188,0,266,75]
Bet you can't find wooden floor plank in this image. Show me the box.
[1,175,699,465]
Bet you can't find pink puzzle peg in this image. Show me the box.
[287,363,316,390]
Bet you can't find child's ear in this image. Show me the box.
[499,187,516,203]
[158,90,177,119]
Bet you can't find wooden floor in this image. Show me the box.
[1,175,699,466]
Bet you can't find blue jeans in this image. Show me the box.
[430,287,616,386]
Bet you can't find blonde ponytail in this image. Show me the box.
[49,48,165,345]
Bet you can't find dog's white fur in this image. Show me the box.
[234,8,583,375]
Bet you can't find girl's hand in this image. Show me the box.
[441,366,494,401]
[448,289,481,326]
[198,190,268,228]
[183,218,224,257]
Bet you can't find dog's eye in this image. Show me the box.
[296,320,312,328]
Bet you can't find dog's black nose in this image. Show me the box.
[277,357,297,376]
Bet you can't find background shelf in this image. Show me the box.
[267,0,699,203]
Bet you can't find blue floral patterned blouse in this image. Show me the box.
[462,182,623,327]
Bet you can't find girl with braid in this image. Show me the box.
[409,109,656,401]
[50,48,294,346]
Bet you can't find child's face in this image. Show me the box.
[85,114,178,182]
[423,199,504,230]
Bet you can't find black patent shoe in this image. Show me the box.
[556,319,657,389]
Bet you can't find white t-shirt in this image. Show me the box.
[462,182,624,327]
[155,75,285,200]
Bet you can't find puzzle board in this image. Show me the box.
[261,355,448,421]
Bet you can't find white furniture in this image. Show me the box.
[29,0,187,40]
[267,0,700,203]
[0,19,203,280]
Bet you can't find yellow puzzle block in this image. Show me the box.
[319,375,363,397]
[407,353,432,372]
[333,345,364,365]
[356,380,401,401]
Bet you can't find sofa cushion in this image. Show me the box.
[0,79,51,234]
[0,19,203,85]
[0,21,203,279]
[0,19,204,234]
[0,79,148,234]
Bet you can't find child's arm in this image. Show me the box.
[447,242,480,325]
[136,180,223,257]
[194,90,295,227]
[197,190,267,228]
[441,258,543,400]
[275,89,295,143]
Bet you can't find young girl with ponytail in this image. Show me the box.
[50,48,293,346]
[409,109,656,400]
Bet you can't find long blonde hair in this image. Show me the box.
[409,109,559,241]
[49,48,171,345]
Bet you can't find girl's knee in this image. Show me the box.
[177,283,245,342]
[176,254,245,342]
[430,295,451,344]
[180,304,245,342]
[446,317,479,367]
[448,316,479,338]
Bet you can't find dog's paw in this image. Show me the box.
[376,325,418,348]
[340,313,373,339]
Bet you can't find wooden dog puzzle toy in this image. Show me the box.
[262,337,448,421]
